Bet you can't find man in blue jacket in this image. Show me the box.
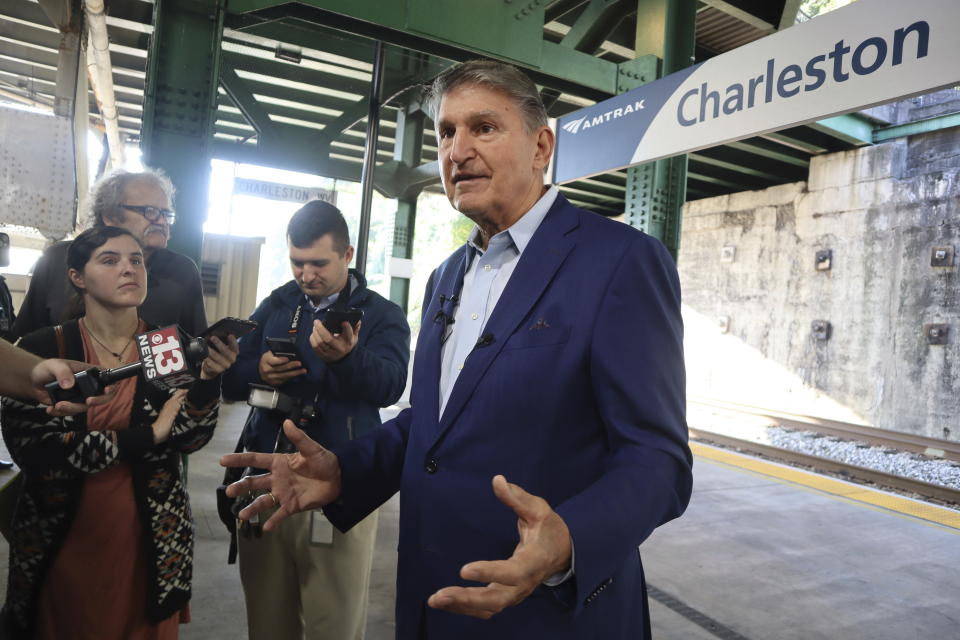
[224,60,690,639]
[222,200,410,640]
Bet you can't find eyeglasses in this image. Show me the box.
[121,205,176,225]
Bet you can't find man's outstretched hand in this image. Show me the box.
[427,475,572,619]
[32,358,116,416]
[220,419,342,531]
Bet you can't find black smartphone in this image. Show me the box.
[265,336,303,361]
[322,308,363,334]
[201,317,258,343]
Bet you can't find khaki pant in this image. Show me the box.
[238,507,379,640]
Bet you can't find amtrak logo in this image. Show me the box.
[559,100,645,135]
[561,116,587,134]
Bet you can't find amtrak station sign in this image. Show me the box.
[553,0,960,183]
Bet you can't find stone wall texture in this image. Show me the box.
[678,128,959,441]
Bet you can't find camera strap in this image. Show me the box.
[330,276,353,313]
[288,302,304,335]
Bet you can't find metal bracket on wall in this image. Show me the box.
[811,320,831,341]
[930,246,954,267]
[717,316,730,334]
[924,324,949,345]
[815,249,832,271]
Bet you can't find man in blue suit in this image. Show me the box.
[223,59,692,639]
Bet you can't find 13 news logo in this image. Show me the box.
[136,326,193,389]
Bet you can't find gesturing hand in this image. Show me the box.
[427,475,573,619]
[220,419,342,532]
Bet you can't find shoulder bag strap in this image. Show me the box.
[54,324,66,358]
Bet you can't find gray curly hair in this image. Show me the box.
[425,59,548,134]
[87,168,175,227]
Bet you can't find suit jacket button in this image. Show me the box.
[425,458,438,474]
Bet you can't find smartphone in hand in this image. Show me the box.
[322,308,363,334]
[265,336,303,361]
[201,317,258,343]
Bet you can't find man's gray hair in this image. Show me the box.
[87,168,175,227]
[425,60,548,134]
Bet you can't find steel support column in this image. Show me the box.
[389,102,426,312]
[624,0,696,258]
[355,40,385,276]
[140,0,225,263]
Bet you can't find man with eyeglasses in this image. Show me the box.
[12,168,207,339]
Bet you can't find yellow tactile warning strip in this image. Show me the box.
[691,441,960,531]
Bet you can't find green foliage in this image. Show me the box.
[800,0,856,19]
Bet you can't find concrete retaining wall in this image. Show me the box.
[679,128,959,441]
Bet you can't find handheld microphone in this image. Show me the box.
[44,326,208,404]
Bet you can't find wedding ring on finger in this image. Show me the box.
[268,492,279,507]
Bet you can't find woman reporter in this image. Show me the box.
[0,226,238,639]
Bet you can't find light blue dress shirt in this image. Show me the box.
[436,184,574,587]
[438,185,559,416]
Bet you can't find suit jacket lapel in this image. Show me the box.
[436,197,580,436]
[416,248,468,428]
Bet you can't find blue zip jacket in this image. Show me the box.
[222,270,410,453]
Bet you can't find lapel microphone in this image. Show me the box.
[475,333,495,348]
[435,294,460,343]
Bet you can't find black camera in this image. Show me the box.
[246,384,316,454]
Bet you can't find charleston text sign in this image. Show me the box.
[554,0,960,183]
[233,177,337,205]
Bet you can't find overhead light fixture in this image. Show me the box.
[275,43,302,64]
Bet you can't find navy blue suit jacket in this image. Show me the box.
[325,194,692,639]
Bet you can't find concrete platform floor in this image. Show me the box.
[0,401,957,639]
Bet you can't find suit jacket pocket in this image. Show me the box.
[503,325,571,350]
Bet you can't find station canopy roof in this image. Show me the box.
[1,0,875,215]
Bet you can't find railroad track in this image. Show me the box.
[688,397,960,505]
[690,397,960,462]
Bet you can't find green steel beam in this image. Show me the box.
[219,58,280,140]
[232,19,378,63]
[389,104,425,311]
[560,0,635,54]
[226,0,620,97]
[872,112,960,142]
[215,75,365,117]
[686,171,752,191]
[221,50,370,98]
[547,0,592,23]
[211,138,362,181]
[315,55,444,148]
[688,152,783,182]
[696,141,808,178]
[624,0,696,258]
[141,0,225,263]
[555,183,627,203]
[725,140,809,168]
[538,41,618,95]
[808,113,874,146]
[760,131,827,154]
[568,177,626,197]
